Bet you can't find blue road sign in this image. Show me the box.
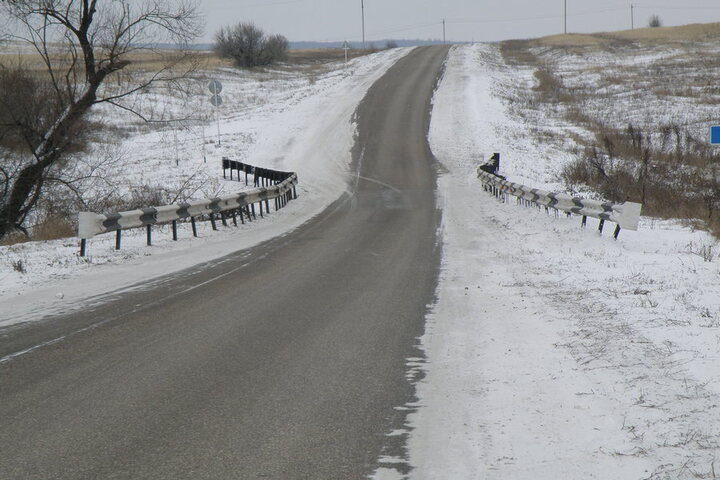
[711,125,720,144]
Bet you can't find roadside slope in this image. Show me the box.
[404,43,720,480]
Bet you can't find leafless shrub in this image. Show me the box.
[685,241,717,262]
[0,66,90,154]
[11,258,24,273]
[214,22,289,68]
[499,40,538,66]
[561,123,720,236]
[649,14,663,28]
[32,217,75,241]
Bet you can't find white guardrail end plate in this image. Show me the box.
[78,211,102,240]
[617,201,642,231]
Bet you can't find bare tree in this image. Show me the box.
[0,0,203,239]
[648,14,662,28]
[214,22,288,68]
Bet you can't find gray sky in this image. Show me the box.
[198,1,720,44]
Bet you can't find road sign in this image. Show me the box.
[208,79,223,95]
[711,126,720,145]
[210,94,223,107]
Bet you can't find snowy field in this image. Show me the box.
[4,36,720,479]
[0,47,412,327]
[383,43,720,480]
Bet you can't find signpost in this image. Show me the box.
[343,40,350,64]
[208,79,223,147]
[342,40,350,74]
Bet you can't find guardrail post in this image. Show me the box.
[80,239,87,257]
[598,219,605,234]
[146,225,152,246]
[581,216,587,227]
[259,201,264,218]
[490,152,500,174]
[232,210,238,226]
[613,225,621,239]
[251,204,256,219]
[220,212,228,227]
[210,214,218,231]
[116,230,122,250]
[172,220,178,241]
[191,217,198,237]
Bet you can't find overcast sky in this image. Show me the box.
[198,0,720,44]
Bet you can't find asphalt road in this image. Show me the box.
[0,45,449,480]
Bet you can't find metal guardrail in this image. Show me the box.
[78,160,298,256]
[477,153,642,238]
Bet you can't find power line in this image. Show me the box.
[369,21,443,37]
[235,0,306,8]
[633,4,720,10]
[447,7,628,26]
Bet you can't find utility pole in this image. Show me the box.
[361,0,365,49]
[564,0,567,34]
[631,4,635,29]
[443,19,446,44]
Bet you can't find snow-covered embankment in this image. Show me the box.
[397,44,720,479]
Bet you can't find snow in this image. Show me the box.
[0,47,413,328]
[383,43,720,480]
[4,38,720,479]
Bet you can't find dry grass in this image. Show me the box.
[500,31,720,237]
[0,45,377,78]
[534,22,720,48]
[32,217,76,241]
[287,48,373,64]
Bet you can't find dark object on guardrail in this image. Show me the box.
[78,160,298,256]
[477,154,641,239]
[478,152,501,176]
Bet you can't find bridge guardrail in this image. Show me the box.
[477,154,641,238]
[78,160,298,256]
